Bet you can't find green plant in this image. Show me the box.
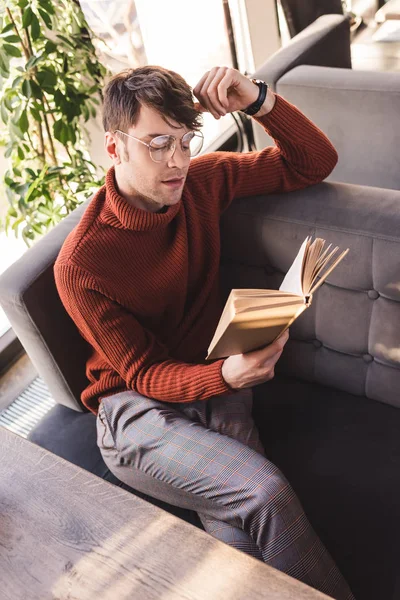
[0,0,108,246]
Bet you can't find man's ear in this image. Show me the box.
[105,132,122,165]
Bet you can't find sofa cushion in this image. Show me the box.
[253,375,400,600]
[27,403,204,529]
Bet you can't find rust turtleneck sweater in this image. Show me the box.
[54,94,338,414]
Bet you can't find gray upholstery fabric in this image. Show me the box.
[0,200,91,411]
[277,65,400,190]
[219,182,400,408]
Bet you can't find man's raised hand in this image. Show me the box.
[193,66,260,119]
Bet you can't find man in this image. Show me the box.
[54,65,355,599]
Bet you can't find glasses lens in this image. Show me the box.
[182,131,203,157]
[149,135,175,162]
[149,132,204,162]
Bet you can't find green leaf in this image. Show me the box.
[60,122,69,145]
[10,121,25,140]
[7,207,18,218]
[53,118,63,140]
[82,104,89,121]
[55,34,74,48]
[44,40,57,54]
[4,146,13,158]
[2,35,20,43]
[30,14,41,41]
[1,24,14,35]
[12,216,24,231]
[22,7,34,28]
[32,222,44,234]
[30,106,41,121]
[21,79,32,98]
[37,204,53,216]
[38,9,52,29]
[30,80,42,99]
[36,68,57,90]
[3,43,22,58]
[17,146,24,160]
[12,75,24,89]
[26,54,44,69]
[18,0,29,8]
[0,48,10,76]
[1,102,8,125]
[19,110,29,133]
[40,0,55,15]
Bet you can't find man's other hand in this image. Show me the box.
[193,66,275,119]
[221,329,290,390]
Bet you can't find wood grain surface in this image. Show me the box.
[0,426,331,600]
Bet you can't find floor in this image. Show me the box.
[1,4,400,430]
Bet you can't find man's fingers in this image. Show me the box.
[250,330,289,366]
[207,67,230,115]
[193,71,210,100]
[194,67,230,119]
[199,68,223,118]
[216,70,232,111]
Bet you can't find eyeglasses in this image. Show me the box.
[113,129,204,163]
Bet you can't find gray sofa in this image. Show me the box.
[252,14,400,190]
[1,180,400,600]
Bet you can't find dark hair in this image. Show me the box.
[102,65,202,133]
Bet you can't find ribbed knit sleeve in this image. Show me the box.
[55,264,233,403]
[188,93,338,213]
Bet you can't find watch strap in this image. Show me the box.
[243,79,268,116]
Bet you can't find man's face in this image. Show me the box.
[106,104,192,213]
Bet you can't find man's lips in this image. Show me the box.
[162,177,184,187]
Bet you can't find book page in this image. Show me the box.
[279,237,309,297]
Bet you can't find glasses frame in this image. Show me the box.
[113,129,204,163]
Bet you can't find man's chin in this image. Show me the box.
[162,190,184,206]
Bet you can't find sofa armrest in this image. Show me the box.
[277,65,400,190]
[219,182,400,407]
[0,200,91,411]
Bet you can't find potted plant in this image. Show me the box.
[0,0,108,246]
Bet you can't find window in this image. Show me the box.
[80,0,237,150]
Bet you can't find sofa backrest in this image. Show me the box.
[219,182,400,408]
[277,65,400,190]
[0,201,91,412]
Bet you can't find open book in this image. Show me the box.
[205,236,349,360]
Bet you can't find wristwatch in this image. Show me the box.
[242,79,269,116]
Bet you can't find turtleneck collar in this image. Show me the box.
[101,166,181,232]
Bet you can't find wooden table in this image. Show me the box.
[0,426,331,600]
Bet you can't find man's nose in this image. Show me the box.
[167,143,189,169]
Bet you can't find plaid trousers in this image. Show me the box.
[97,387,355,600]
